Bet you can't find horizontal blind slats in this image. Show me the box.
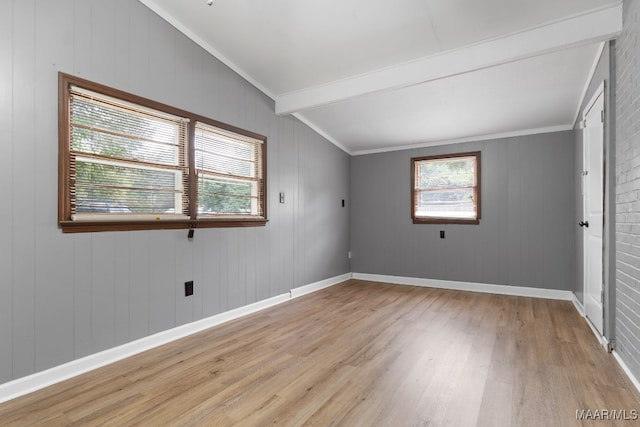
[62,76,266,227]
[69,85,188,217]
[194,121,264,217]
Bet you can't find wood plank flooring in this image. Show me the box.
[1,279,639,426]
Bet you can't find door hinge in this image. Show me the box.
[601,110,605,123]
[601,289,605,304]
[581,119,587,129]
[607,339,615,353]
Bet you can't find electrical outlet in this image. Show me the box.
[440,230,445,239]
[185,281,194,296]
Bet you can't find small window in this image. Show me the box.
[59,73,267,232]
[411,151,481,224]
[194,121,265,218]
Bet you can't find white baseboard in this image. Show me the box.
[571,294,610,350]
[612,350,640,395]
[9,271,638,406]
[352,273,574,300]
[572,293,586,316]
[0,273,349,404]
[290,273,352,299]
[582,313,609,350]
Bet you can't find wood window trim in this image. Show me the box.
[411,151,481,225]
[59,72,267,233]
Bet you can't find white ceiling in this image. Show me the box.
[140,0,622,154]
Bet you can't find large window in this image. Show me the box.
[59,73,267,233]
[411,151,481,224]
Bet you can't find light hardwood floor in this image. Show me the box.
[1,279,639,426]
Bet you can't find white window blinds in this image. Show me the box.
[194,121,265,218]
[68,85,189,219]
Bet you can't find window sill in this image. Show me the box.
[412,218,480,225]
[59,218,268,233]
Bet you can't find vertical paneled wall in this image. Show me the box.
[0,0,350,384]
[350,132,575,290]
[615,0,640,383]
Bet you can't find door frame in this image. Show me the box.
[581,81,607,344]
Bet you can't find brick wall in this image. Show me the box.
[615,0,640,380]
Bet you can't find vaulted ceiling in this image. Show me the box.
[140,0,622,154]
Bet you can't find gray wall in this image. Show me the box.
[351,132,575,290]
[614,0,640,382]
[0,0,350,385]
[573,42,616,340]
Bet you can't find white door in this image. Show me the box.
[582,85,605,335]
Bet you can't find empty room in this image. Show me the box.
[1,0,640,425]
